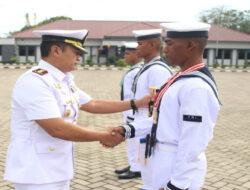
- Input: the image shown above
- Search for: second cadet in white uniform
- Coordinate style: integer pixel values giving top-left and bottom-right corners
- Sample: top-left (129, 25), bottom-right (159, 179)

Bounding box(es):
top-left (4, 30), bottom-right (150, 190)
top-left (118, 29), bottom-right (173, 188)
top-left (118, 22), bottom-right (221, 190)
top-left (115, 42), bottom-right (144, 178)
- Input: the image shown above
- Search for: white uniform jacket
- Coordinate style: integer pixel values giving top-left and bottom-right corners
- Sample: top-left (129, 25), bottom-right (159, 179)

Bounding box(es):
top-left (124, 76), bottom-right (220, 189)
top-left (4, 60), bottom-right (91, 184)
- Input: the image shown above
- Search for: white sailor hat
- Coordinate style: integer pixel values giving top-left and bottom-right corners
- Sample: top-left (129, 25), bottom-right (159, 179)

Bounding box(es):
top-left (160, 22), bottom-right (210, 38)
top-left (132, 29), bottom-right (162, 40)
top-left (123, 42), bottom-right (138, 50)
top-left (33, 29), bottom-right (88, 54)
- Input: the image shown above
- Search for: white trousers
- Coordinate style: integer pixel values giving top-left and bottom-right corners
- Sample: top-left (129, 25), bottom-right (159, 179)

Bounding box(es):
top-left (14, 180), bottom-right (70, 190)
top-left (151, 145), bottom-right (207, 190)
top-left (126, 137), bottom-right (141, 172)
top-left (139, 142), bottom-right (153, 190)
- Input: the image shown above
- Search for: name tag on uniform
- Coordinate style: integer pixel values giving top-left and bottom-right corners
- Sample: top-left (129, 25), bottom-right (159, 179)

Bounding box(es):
top-left (183, 115), bottom-right (202, 122)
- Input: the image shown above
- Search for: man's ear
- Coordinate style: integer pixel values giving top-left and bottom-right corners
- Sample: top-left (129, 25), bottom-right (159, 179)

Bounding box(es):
top-left (187, 40), bottom-right (195, 52)
top-left (149, 41), bottom-right (155, 49)
top-left (50, 45), bottom-right (62, 57)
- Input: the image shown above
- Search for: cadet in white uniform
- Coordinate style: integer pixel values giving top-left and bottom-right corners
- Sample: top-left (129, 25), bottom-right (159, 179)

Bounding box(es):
top-left (118, 29), bottom-right (172, 188)
top-left (115, 22), bottom-right (221, 190)
top-left (4, 30), bottom-right (151, 190)
top-left (115, 42), bottom-right (144, 179)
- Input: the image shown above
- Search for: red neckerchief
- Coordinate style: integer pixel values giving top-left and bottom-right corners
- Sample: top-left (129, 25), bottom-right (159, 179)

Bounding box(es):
top-left (154, 62), bottom-right (205, 108)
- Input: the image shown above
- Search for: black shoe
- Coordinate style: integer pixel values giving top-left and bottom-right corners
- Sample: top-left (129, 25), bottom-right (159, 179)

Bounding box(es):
top-left (114, 166), bottom-right (130, 174)
top-left (118, 170), bottom-right (141, 179)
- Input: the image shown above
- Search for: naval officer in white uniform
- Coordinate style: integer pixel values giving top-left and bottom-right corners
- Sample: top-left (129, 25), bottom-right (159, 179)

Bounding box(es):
top-left (110, 22), bottom-right (221, 190)
top-left (4, 29), bottom-right (151, 190)
top-left (115, 42), bottom-right (143, 179)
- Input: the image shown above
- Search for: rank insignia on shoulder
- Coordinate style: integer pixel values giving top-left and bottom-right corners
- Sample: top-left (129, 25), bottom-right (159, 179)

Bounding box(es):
top-left (32, 68), bottom-right (48, 75)
top-left (183, 115), bottom-right (202, 122)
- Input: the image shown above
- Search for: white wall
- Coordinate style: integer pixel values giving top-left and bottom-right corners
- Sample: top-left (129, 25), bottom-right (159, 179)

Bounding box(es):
top-left (0, 38), bottom-right (15, 45)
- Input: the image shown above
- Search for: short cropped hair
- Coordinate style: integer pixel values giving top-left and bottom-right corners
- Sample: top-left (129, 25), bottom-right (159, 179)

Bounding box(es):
top-left (148, 37), bottom-right (162, 51)
top-left (40, 41), bottom-right (67, 58)
top-left (192, 38), bottom-right (208, 52)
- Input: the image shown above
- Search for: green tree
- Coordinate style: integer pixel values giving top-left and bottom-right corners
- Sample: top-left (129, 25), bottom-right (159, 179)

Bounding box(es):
top-left (199, 7), bottom-right (250, 34)
top-left (9, 16), bottom-right (72, 35)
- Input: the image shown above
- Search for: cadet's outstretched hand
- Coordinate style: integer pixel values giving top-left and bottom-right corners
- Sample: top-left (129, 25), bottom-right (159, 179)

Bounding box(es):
top-left (106, 126), bottom-right (124, 136)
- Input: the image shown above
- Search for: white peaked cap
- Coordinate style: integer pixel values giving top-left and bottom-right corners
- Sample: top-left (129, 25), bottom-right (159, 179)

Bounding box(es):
top-left (33, 29), bottom-right (88, 40)
top-left (160, 22), bottom-right (211, 38)
top-left (123, 42), bottom-right (138, 50)
top-left (132, 29), bottom-right (162, 40)
top-left (33, 29), bottom-right (89, 53)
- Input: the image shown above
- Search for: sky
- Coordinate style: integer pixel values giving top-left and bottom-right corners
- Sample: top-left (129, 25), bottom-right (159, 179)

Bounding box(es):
top-left (0, 0), bottom-right (249, 37)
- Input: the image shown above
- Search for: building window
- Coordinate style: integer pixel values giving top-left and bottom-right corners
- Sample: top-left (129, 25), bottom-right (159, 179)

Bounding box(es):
top-left (203, 49), bottom-right (208, 59)
top-left (238, 50), bottom-right (245, 60)
top-left (0, 46), bottom-right (2, 56)
top-left (247, 50), bottom-right (250, 59)
top-left (19, 46), bottom-right (35, 56)
top-left (19, 46), bottom-right (26, 56)
top-left (216, 49), bottom-right (222, 59)
top-left (98, 46), bottom-right (108, 56)
top-left (116, 46), bottom-right (125, 58)
top-left (28, 46), bottom-right (35, 56)
top-left (224, 49), bottom-right (231, 59)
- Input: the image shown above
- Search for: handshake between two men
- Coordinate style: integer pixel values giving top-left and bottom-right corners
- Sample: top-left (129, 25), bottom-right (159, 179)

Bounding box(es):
top-left (100, 126), bottom-right (125, 148)
top-left (99, 87), bottom-right (156, 148)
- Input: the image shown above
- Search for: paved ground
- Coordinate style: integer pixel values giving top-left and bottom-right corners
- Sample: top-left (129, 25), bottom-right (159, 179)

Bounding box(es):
top-left (0, 69), bottom-right (249, 190)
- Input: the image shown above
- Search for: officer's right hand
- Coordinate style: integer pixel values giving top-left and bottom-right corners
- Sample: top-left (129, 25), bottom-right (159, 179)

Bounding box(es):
top-left (135, 94), bottom-right (153, 108)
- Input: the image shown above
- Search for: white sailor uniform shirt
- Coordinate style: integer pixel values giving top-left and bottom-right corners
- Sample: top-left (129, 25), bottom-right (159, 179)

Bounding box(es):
top-left (130, 56), bottom-right (172, 189)
top-left (4, 60), bottom-right (91, 184)
top-left (121, 62), bottom-right (143, 172)
top-left (133, 56), bottom-right (172, 121)
top-left (122, 62), bottom-right (143, 123)
top-left (125, 77), bottom-right (220, 189)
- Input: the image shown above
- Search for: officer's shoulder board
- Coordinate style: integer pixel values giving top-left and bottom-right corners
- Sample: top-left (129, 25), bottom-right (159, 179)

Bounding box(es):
top-left (32, 68), bottom-right (48, 76)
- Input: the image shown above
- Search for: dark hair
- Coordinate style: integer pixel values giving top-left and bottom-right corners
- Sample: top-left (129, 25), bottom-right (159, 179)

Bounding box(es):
top-left (192, 38), bottom-right (208, 52)
top-left (40, 41), bottom-right (67, 58)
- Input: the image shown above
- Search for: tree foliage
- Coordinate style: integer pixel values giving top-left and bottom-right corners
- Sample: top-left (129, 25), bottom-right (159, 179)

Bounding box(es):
top-left (10, 16), bottom-right (72, 35)
top-left (199, 7), bottom-right (250, 34)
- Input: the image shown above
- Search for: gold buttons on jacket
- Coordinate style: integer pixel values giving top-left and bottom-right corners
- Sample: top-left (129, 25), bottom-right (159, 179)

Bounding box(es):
top-left (66, 100), bottom-right (75, 105)
top-left (49, 147), bottom-right (55, 151)
top-left (64, 109), bottom-right (71, 117)
top-left (54, 83), bottom-right (62, 89)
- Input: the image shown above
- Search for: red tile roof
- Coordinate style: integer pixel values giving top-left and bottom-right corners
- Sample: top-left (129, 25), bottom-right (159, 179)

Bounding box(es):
top-left (11, 20), bottom-right (250, 42)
